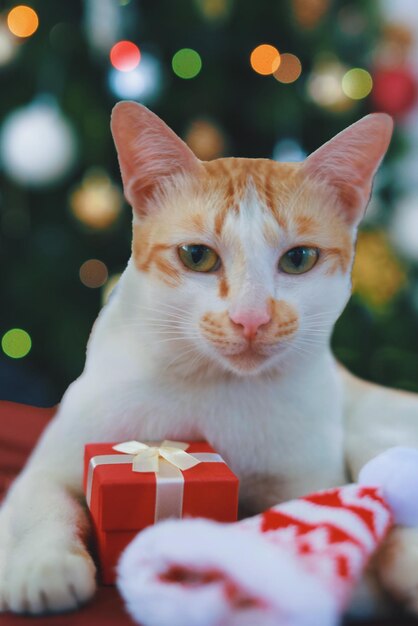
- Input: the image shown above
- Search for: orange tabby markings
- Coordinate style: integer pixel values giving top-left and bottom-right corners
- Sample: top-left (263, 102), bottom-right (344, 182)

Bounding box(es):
top-left (132, 155), bottom-right (357, 285)
top-left (218, 275), bottom-right (229, 299)
top-left (133, 225), bottom-right (181, 285)
top-left (200, 299), bottom-right (298, 349)
top-left (294, 215), bottom-right (319, 238)
top-left (154, 257), bottom-right (181, 285)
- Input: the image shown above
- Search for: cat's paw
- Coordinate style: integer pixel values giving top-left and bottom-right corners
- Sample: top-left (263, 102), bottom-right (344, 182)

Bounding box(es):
top-left (376, 526), bottom-right (418, 614)
top-left (0, 540), bottom-right (97, 614)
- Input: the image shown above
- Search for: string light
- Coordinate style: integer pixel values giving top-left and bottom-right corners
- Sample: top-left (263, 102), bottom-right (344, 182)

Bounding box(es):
top-left (273, 53), bottom-right (302, 83)
top-left (1, 328), bottom-right (32, 359)
top-left (172, 48), bottom-right (202, 79)
top-left (7, 5), bottom-right (38, 38)
top-left (110, 40), bottom-right (141, 72)
top-left (250, 44), bottom-right (280, 75)
top-left (342, 68), bottom-right (373, 100)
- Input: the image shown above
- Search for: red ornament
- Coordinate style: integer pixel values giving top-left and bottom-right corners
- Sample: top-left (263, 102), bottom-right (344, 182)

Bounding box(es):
top-left (372, 66), bottom-right (418, 118)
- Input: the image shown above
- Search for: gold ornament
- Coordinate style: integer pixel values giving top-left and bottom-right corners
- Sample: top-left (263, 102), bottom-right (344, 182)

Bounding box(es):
top-left (352, 231), bottom-right (406, 310)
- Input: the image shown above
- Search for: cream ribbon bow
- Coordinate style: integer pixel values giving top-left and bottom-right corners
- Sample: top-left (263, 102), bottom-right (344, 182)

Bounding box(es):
top-left (112, 440), bottom-right (201, 473)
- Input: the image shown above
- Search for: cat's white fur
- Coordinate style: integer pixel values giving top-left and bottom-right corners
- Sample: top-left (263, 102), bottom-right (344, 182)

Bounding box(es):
top-left (1, 106), bottom-right (418, 616)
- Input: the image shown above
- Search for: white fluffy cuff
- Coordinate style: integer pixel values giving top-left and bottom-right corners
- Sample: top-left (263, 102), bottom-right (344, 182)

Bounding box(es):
top-left (117, 518), bottom-right (339, 626)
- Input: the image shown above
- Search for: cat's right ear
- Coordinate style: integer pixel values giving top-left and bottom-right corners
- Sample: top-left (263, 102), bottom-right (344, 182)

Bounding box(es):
top-left (111, 101), bottom-right (202, 216)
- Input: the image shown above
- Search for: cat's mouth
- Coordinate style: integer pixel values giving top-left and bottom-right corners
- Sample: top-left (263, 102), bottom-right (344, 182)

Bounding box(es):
top-left (223, 344), bottom-right (268, 369)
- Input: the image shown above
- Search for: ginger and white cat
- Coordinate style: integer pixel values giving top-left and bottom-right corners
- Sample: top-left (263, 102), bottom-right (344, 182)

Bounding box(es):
top-left (1, 101), bottom-right (418, 616)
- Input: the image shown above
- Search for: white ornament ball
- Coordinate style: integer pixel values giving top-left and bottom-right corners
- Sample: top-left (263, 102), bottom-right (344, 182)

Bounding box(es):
top-left (0, 101), bottom-right (77, 186)
top-left (390, 195), bottom-right (418, 261)
top-left (359, 447), bottom-right (418, 526)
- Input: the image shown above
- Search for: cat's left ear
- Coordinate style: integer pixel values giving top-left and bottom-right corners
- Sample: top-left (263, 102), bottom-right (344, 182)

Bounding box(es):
top-left (303, 113), bottom-right (393, 225)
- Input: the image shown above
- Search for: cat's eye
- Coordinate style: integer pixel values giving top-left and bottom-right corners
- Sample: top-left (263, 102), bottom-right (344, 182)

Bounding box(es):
top-left (278, 246), bottom-right (319, 274)
top-left (178, 244), bottom-right (221, 272)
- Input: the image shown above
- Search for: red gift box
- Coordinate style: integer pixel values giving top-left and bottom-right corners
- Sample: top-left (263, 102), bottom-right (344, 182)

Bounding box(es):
top-left (84, 440), bottom-right (239, 584)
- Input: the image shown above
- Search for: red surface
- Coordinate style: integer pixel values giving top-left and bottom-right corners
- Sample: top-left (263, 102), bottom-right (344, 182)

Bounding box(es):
top-left (0, 401), bottom-right (415, 625)
top-left (0, 401), bottom-right (136, 625)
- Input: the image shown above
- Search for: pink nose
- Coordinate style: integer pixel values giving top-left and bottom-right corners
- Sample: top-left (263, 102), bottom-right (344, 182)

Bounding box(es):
top-left (229, 310), bottom-right (271, 341)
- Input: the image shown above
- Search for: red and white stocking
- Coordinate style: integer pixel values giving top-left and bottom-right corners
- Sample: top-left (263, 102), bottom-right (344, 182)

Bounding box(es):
top-left (117, 447), bottom-right (418, 626)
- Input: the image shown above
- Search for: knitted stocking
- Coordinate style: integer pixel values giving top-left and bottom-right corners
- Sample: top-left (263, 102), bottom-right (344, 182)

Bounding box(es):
top-left (117, 447), bottom-right (418, 626)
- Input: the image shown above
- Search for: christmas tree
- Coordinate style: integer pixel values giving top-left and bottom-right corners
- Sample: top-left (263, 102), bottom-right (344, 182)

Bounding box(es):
top-left (0, 0), bottom-right (417, 405)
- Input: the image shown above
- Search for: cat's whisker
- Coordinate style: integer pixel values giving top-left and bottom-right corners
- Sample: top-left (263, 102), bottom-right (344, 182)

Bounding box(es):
top-left (126, 306), bottom-right (191, 322)
top-left (291, 345), bottom-right (318, 359)
top-left (110, 319), bottom-right (195, 331)
top-left (142, 336), bottom-right (198, 347)
top-left (162, 345), bottom-right (201, 373)
top-left (134, 301), bottom-right (192, 318)
top-left (126, 321), bottom-right (195, 330)
top-left (126, 300), bottom-right (191, 314)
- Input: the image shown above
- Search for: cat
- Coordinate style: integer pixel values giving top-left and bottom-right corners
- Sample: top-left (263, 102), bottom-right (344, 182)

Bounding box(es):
top-left (1, 101), bottom-right (418, 616)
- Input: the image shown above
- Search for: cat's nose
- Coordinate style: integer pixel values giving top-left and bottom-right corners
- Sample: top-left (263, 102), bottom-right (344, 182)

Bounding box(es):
top-left (229, 310), bottom-right (271, 341)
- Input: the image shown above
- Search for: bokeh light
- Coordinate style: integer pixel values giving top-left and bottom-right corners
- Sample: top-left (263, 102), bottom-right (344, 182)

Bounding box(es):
top-left (0, 19), bottom-right (18, 65)
top-left (102, 273), bottom-right (122, 305)
top-left (172, 48), bottom-right (202, 79)
top-left (70, 169), bottom-right (123, 230)
top-left (391, 194), bottom-right (418, 261)
top-left (7, 5), bottom-right (38, 38)
top-left (79, 259), bottom-right (109, 288)
top-left (1, 328), bottom-right (32, 359)
top-left (292, 0), bottom-right (330, 29)
top-left (184, 119), bottom-right (226, 159)
top-left (250, 44), bottom-right (281, 75)
top-left (307, 59), bottom-right (352, 111)
top-left (0, 101), bottom-right (77, 186)
top-left (108, 52), bottom-right (162, 102)
top-left (342, 68), bottom-right (373, 100)
top-left (273, 53), bottom-right (302, 83)
top-left (273, 138), bottom-right (306, 162)
top-left (110, 40), bottom-right (141, 72)
top-left (352, 231), bottom-right (406, 310)
top-left (195, 0), bottom-right (232, 21)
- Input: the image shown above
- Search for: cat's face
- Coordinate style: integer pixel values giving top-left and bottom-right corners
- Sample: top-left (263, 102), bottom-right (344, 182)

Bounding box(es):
top-left (111, 103), bottom-right (393, 378)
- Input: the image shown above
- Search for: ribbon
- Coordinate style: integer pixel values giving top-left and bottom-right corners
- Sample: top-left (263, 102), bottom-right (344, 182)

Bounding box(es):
top-left (85, 446), bottom-right (225, 522)
top-left (112, 439), bottom-right (201, 473)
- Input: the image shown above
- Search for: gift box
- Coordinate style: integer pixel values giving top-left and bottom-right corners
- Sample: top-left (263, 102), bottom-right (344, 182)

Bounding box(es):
top-left (83, 440), bottom-right (239, 584)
